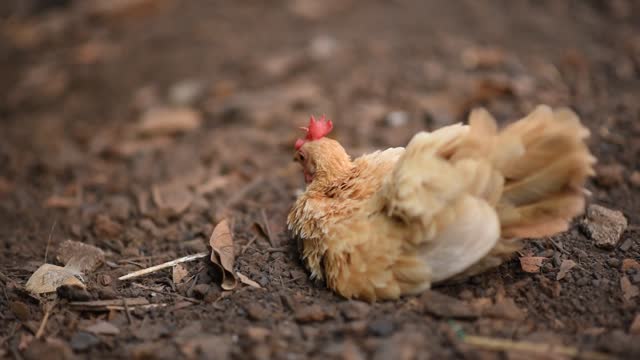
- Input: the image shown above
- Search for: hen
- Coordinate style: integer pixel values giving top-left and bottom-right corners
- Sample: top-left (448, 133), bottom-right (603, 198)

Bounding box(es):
top-left (287, 106), bottom-right (595, 301)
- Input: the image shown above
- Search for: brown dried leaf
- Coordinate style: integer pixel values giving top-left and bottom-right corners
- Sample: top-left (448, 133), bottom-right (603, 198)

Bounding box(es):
top-left (519, 256), bottom-right (546, 273)
top-left (152, 182), bottom-right (194, 214)
top-left (237, 272), bottom-right (262, 289)
top-left (556, 259), bottom-right (577, 280)
top-left (57, 240), bottom-right (105, 273)
top-left (172, 264), bottom-right (189, 284)
top-left (25, 264), bottom-right (85, 294)
top-left (209, 219), bottom-right (237, 290)
top-left (622, 259), bottom-right (640, 272)
top-left (621, 276), bottom-right (639, 301)
top-left (137, 107), bottom-right (202, 136)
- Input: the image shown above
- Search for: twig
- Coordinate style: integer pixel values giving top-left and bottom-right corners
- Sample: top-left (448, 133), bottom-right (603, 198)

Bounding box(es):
top-left (132, 283), bottom-right (200, 304)
top-left (122, 299), bottom-right (132, 324)
top-left (0, 271), bottom-right (13, 285)
top-left (241, 235), bottom-right (258, 255)
top-left (119, 260), bottom-right (146, 269)
top-left (223, 175), bottom-right (265, 210)
top-left (44, 219), bottom-right (57, 263)
top-left (35, 300), bottom-right (56, 339)
top-left (260, 209), bottom-right (274, 246)
top-left (118, 252), bottom-right (209, 281)
top-left (463, 335), bottom-right (614, 360)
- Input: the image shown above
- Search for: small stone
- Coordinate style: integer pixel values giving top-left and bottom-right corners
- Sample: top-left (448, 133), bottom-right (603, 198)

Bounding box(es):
top-left (340, 301), bottom-right (371, 320)
top-left (245, 326), bottom-right (270, 342)
top-left (420, 291), bottom-right (478, 319)
top-left (619, 238), bottom-right (633, 252)
top-left (384, 111), bottom-right (409, 128)
top-left (595, 164), bottom-right (625, 187)
top-left (294, 305), bottom-right (334, 323)
top-left (367, 319), bottom-right (395, 337)
top-left (169, 80), bottom-right (204, 106)
top-left (580, 205), bottom-right (628, 249)
top-left (191, 284), bottom-right (211, 299)
top-left (538, 249), bottom-right (554, 258)
top-left (606, 258), bottom-right (622, 268)
top-left (70, 332), bottom-right (100, 351)
top-left (246, 304), bottom-right (268, 321)
top-left (622, 259), bottom-right (640, 272)
top-left (85, 321), bottom-right (120, 335)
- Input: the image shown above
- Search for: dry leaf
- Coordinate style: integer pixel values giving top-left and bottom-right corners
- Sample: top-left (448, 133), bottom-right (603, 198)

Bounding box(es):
top-left (25, 264), bottom-right (85, 294)
top-left (630, 314), bottom-right (640, 335)
top-left (621, 276), bottom-right (639, 301)
top-left (172, 264), bottom-right (189, 284)
top-left (137, 107), bottom-right (202, 136)
top-left (152, 182), bottom-right (194, 214)
top-left (209, 219), bottom-right (237, 290)
top-left (57, 240), bottom-right (105, 273)
top-left (556, 259), bottom-right (576, 280)
top-left (622, 259), bottom-right (640, 272)
top-left (237, 272), bottom-right (262, 289)
top-left (519, 257), bottom-right (546, 273)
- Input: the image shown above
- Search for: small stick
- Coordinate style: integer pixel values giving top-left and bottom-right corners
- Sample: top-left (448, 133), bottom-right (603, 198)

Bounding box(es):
top-left (118, 252), bottom-right (209, 281)
top-left (35, 301), bottom-right (56, 339)
top-left (241, 235), bottom-right (258, 255)
top-left (463, 335), bottom-right (613, 360)
top-left (122, 298), bottom-right (132, 324)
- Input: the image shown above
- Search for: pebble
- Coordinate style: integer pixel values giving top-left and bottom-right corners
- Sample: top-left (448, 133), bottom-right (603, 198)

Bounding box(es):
top-left (294, 305), bottom-right (334, 323)
top-left (367, 319), bottom-right (395, 337)
top-left (580, 205), bottom-right (628, 249)
top-left (245, 326), bottom-right (270, 342)
top-left (340, 301), bottom-right (371, 320)
top-left (70, 332), bottom-right (100, 351)
top-left (420, 291), bottom-right (478, 319)
top-left (606, 257), bottom-right (621, 268)
top-left (384, 111), bottom-right (409, 128)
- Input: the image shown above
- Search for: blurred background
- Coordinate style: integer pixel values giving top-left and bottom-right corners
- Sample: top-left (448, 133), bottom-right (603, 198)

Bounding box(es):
top-left (1, 0), bottom-right (639, 358)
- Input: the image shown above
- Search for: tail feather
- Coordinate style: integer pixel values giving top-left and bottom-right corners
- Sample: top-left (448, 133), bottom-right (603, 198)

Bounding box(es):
top-left (447, 105), bottom-right (594, 279)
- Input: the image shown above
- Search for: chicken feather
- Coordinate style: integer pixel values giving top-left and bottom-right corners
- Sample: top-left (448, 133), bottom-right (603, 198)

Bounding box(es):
top-left (287, 105), bottom-right (595, 301)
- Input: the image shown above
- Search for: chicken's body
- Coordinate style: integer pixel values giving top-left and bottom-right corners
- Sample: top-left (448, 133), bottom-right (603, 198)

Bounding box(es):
top-left (287, 106), bottom-right (595, 301)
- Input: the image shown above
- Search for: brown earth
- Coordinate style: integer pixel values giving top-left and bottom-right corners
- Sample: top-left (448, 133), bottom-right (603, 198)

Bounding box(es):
top-left (1, 0), bottom-right (639, 359)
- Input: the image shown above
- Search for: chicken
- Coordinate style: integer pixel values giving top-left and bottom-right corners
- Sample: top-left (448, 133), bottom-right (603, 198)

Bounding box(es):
top-left (287, 106), bottom-right (595, 301)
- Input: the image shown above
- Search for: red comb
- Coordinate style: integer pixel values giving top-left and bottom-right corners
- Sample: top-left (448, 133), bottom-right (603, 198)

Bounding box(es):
top-left (295, 115), bottom-right (333, 150)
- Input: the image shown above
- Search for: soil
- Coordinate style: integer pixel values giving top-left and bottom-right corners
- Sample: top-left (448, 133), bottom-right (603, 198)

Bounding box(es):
top-left (1, 0), bottom-right (639, 359)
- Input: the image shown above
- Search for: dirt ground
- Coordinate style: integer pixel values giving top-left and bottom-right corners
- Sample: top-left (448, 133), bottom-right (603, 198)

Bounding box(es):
top-left (1, 0), bottom-right (639, 359)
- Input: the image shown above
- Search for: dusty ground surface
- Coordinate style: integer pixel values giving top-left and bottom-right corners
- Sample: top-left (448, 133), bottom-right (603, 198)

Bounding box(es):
top-left (1, 0), bottom-right (639, 359)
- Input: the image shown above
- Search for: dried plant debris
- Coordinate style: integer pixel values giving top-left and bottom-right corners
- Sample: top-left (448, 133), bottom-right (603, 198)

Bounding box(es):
top-left (152, 182), bottom-right (194, 214)
top-left (556, 260), bottom-right (577, 281)
top-left (137, 106), bottom-right (202, 136)
top-left (209, 219), bottom-right (237, 290)
top-left (26, 240), bottom-right (105, 294)
top-left (172, 264), bottom-right (189, 285)
top-left (519, 256), bottom-right (546, 273)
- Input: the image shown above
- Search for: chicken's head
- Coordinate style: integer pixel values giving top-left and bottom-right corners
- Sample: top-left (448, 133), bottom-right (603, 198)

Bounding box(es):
top-left (294, 115), bottom-right (351, 185)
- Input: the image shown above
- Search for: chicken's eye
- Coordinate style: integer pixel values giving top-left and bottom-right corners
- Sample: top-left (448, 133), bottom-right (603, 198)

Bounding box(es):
top-left (297, 152), bottom-right (305, 162)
